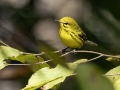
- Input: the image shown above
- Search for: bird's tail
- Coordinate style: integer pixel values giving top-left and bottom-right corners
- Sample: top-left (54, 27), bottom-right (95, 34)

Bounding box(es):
top-left (85, 40), bottom-right (98, 46)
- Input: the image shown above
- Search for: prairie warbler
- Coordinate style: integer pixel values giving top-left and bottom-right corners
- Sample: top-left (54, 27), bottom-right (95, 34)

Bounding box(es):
top-left (56, 16), bottom-right (97, 53)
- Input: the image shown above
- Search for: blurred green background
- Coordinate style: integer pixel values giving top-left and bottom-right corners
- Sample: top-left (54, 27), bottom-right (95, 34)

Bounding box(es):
top-left (0, 0), bottom-right (120, 90)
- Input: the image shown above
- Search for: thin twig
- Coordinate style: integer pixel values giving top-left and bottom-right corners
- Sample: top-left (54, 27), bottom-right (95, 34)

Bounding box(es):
top-left (0, 40), bottom-right (9, 46)
top-left (21, 50), bottom-right (62, 56)
top-left (60, 50), bottom-right (74, 57)
top-left (73, 50), bottom-right (120, 58)
top-left (7, 59), bottom-right (52, 66)
top-left (22, 52), bottom-right (45, 56)
top-left (52, 49), bottom-right (62, 53)
top-left (87, 54), bottom-right (104, 62)
top-left (7, 49), bottom-right (120, 66)
top-left (75, 50), bottom-right (103, 55)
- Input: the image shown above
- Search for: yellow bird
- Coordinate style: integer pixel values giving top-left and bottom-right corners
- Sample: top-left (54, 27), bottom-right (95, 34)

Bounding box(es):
top-left (56, 16), bottom-right (97, 53)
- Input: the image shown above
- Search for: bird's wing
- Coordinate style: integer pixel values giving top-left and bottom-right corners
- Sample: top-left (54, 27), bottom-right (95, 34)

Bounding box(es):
top-left (78, 32), bottom-right (87, 41)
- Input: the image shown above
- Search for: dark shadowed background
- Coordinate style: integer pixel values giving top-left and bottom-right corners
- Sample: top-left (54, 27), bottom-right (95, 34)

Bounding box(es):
top-left (0, 0), bottom-right (120, 90)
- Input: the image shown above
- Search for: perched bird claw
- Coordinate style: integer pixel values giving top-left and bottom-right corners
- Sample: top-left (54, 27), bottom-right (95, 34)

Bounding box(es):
top-left (62, 49), bottom-right (66, 54)
top-left (62, 47), bottom-right (69, 54)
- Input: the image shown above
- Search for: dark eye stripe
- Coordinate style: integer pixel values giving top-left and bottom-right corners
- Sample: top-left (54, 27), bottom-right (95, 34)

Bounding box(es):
top-left (64, 22), bottom-right (68, 25)
top-left (63, 22), bottom-right (68, 27)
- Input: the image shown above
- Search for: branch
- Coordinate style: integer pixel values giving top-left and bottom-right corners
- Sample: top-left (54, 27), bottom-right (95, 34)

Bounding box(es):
top-left (73, 50), bottom-right (120, 58)
top-left (7, 59), bottom-right (52, 66)
top-left (72, 50), bottom-right (120, 58)
top-left (86, 54), bottom-right (104, 62)
top-left (7, 49), bottom-right (120, 66)
top-left (3, 40), bottom-right (119, 66)
top-left (0, 40), bottom-right (9, 46)
top-left (1, 40), bottom-right (119, 59)
top-left (22, 52), bottom-right (45, 56)
top-left (59, 50), bottom-right (120, 62)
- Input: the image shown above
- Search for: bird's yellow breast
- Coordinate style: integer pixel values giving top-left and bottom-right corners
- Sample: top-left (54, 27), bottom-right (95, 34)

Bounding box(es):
top-left (59, 29), bottom-right (83, 48)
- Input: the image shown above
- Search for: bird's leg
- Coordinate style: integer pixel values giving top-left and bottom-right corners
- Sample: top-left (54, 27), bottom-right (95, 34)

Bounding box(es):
top-left (62, 47), bottom-right (69, 54)
top-left (75, 48), bottom-right (79, 50)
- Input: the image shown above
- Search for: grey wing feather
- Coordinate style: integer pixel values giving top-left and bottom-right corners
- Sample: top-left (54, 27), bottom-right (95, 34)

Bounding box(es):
top-left (85, 40), bottom-right (98, 46)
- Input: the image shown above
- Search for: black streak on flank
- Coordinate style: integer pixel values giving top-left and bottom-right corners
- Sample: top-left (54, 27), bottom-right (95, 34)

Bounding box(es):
top-left (78, 33), bottom-right (87, 41)
top-left (71, 32), bottom-right (84, 42)
top-left (70, 34), bottom-right (82, 46)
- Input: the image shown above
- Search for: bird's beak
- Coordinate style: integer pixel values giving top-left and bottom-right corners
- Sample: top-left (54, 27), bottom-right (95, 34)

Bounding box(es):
top-left (55, 20), bottom-right (60, 22)
top-left (55, 20), bottom-right (63, 23)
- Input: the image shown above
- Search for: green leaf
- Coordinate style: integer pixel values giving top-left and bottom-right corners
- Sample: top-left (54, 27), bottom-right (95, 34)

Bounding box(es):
top-left (76, 63), bottom-right (114, 90)
top-left (22, 63), bottom-right (77, 90)
top-left (0, 60), bottom-right (7, 70)
top-left (11, 54), bottom-right (50, 72)
top-left (106, 57), bottom-right (119, 61)
top-left (105, 66), bottom-right (120, 90)
top-left (0, 46), bottom-right (21, 61)
top-left (0, 45), bottom-right (50, 72)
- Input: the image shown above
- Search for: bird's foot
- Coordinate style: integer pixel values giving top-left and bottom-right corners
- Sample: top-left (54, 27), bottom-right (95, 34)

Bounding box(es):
top-left (62, 47), bottom-right (69, 54)
top-left (62, 48), bottom-right (78, 54)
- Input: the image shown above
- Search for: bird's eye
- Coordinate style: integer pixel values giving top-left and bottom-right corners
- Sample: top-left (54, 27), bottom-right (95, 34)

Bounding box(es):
top-left (64, 22), bottom-right (68, 25)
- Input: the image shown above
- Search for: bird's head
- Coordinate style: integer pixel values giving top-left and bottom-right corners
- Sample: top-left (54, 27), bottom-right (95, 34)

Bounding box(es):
top-left (55, 16), bottom-right (80, 30)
